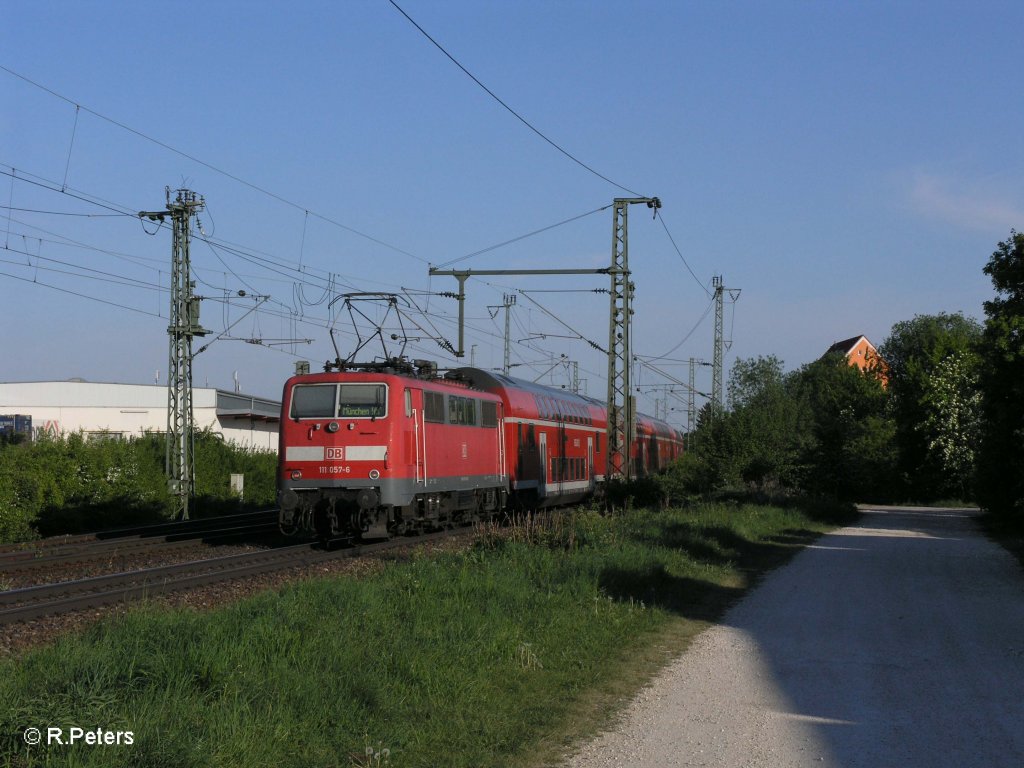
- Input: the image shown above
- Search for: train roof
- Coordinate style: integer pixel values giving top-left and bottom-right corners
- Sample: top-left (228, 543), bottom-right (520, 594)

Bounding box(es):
top-left (451, 368), bottom-right (605, 409)
top-left (454, 367), bottom-right (683, 435)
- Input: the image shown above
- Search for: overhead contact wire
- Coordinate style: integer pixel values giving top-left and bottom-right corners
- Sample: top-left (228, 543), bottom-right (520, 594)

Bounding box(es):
top-left (387, 1), bottom-right (644, 198)
top-left (435, 204), bottom-right (613, 269)
top-left (0, 65), bottom-right (423, 263)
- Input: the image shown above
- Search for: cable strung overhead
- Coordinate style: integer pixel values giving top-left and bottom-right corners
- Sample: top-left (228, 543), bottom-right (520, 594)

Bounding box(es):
top-left (0, 64), bottom-right (423, 263)
top-left (388, 1), bottom-right (645, 198)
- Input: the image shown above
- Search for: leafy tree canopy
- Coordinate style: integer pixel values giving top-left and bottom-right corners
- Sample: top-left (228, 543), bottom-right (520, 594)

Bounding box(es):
top-left (879, 312), bottom-right (982, 500)
top-left (880, 312), bottom-right (982, 399)
top-left (977, 230), bottom-right (1024, 518)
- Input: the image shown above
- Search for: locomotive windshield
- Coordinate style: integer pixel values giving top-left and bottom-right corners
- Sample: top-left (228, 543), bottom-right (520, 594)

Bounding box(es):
top-left (290, 383), bottom-right (387, 419)
top-left (338, 384), bottom-right (387, 418)
top-left (290, 384), bottom-right (336, 418)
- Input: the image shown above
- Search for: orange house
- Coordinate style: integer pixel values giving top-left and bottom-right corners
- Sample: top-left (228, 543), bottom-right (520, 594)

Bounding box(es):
top-left (825, 335), bottom-right (888, 386)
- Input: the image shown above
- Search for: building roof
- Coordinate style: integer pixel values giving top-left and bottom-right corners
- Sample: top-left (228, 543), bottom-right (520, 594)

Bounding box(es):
top-left (215, 391), bottom-right (281, 422)
top-left (0, 380), bottom-right (280, 421)
top-left (825, 335), bottom-right (873, 357)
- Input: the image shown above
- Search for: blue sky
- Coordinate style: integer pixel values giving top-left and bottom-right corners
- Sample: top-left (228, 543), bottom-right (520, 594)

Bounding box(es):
top-left (2, 1), bottom-right (1021, 423)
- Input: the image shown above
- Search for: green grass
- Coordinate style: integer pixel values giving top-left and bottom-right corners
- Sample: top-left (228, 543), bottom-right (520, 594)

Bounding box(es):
top-left (0, 498), bottom-right (855, 768)
top-left (978, 509), bottom-right (1024, 573)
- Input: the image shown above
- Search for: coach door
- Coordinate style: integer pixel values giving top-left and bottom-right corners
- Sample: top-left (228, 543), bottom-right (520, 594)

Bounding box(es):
top-left (538, 431), bottom-right (548, 500)
top-left (587, 437), bottom-right (594, 492)
top-left (558, 421), bottom-right (567, 497)
top-left (406, 388), bottom-right (426, 485)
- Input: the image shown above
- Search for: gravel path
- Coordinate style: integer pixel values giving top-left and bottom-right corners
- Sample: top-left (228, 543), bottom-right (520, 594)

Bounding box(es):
top-left (565, 506), bottom-right (1024, 768)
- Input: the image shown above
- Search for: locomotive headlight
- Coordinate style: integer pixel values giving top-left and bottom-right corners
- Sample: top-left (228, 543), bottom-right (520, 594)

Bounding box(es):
top-left (326, 421), bottom-right (339, 433)
top-left (290, 470), bottom-right (302, 480)
top-left (369, 469), bottom-right (380, 480)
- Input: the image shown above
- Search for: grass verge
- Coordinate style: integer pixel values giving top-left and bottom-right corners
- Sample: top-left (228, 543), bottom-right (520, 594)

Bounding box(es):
top-left (0, 498), bottom-right (855, 768)
top-left (978, 510), bottom-right (1024, 572)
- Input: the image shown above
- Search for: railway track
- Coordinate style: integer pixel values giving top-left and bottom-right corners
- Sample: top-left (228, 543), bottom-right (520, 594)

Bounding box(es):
top-left (0, 516), bottom-right (282, 575)
top-left (0, 529), bottom-right (461, 626)
top-left (0, 509), bottom-right (278, 562)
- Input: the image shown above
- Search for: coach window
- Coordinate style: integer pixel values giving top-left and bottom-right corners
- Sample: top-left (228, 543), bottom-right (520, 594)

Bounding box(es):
top-left (482, 401), bottom-right (498, 428)
top-left (527, 424), bottom-right (535, 448)
top-left (424, 392), bottom-right (445, 423)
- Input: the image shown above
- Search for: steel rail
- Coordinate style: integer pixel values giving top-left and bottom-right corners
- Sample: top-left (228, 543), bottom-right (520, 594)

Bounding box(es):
top-left (0, 510), bottom-right (278, 564)
top-left (0, 521), bottom-right (283, 574)
top-left (0, 514), bottom-right (278, 557)
top-left (0, 529), bottom-right (461, 626)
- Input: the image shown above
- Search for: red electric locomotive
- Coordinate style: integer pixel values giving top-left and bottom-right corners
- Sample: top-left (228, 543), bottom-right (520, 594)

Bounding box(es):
top-left (277, 361), bottom-right (507, 540)
top-left (277, 360), bottom-right (685, 540)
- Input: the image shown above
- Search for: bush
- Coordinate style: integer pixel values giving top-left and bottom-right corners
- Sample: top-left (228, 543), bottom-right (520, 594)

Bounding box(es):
top-left (655, 452), bottom-right (721, 504)
top-left (0, 432), bottom-right (277, 543)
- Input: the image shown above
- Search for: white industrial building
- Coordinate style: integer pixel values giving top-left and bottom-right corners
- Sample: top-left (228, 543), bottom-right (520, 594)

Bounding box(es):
top-left (0, 380), bottom-right (280, 452)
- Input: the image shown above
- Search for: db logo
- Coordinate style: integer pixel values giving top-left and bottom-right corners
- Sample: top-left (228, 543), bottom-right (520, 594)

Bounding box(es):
top-left (326, 447), bottom-right (344, 460)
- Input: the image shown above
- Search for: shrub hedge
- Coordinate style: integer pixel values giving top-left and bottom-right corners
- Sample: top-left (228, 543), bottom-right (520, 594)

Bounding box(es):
top-left (0, 432), bottom-right (277, 543)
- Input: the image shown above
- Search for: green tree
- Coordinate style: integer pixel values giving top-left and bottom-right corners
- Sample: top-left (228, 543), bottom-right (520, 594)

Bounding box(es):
top-left (725, 355), bottom-right (808, 490)
top-left (672, 356), bottom-right (811, 498)
top-left (791, 353), bottom-right (897, 501)
top-left (976, 230), bottom-right (1024, 518)
top-left (919, 350), bottom-right (981, 500)
top-left (879, 312), bottom-right (982, 500)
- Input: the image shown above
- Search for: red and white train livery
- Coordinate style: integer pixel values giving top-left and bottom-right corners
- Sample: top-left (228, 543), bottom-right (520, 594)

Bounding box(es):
top-left (277, 363), bottom-right (684, 539)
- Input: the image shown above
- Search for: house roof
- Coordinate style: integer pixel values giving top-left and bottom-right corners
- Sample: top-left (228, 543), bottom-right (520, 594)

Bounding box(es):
top-left (825, 335), bottom-right (872, 357)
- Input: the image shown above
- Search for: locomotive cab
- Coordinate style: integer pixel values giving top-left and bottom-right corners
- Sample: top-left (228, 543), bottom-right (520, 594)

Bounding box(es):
top-left (278, 368), bottom-right (508, 541)
top-left (278, 374), bottom-right (398, 539)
